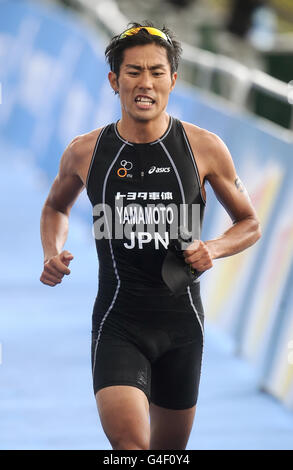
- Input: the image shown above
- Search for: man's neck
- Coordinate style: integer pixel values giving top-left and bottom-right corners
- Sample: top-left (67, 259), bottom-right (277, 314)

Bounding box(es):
top-left (117, 114), bottom-right (170, 143)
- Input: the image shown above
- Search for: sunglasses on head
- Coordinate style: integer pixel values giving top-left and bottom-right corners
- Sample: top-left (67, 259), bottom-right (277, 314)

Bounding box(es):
top-left (119, 26), bottom-right (172, 45)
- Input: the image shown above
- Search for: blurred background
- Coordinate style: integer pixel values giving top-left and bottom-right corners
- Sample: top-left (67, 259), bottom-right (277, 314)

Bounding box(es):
top-left (1, 0), bottom-right (293, 450)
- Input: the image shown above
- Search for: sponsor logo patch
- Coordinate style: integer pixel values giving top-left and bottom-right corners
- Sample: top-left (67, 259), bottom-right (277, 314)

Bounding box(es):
top-left (148, 166), bottom-right (170, 174)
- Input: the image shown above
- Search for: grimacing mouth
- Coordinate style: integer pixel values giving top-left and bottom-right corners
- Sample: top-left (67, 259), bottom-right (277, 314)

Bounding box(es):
top-left (135, 95), bottom-right (156, 104)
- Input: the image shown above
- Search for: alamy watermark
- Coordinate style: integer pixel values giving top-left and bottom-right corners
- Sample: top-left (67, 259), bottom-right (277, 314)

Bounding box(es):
top-left (92, 197), bottom-right (201, 250)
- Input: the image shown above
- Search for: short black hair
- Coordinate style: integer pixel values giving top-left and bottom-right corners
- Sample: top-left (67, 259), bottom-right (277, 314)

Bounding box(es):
top-left (105, 21), bottom-right (182, 78)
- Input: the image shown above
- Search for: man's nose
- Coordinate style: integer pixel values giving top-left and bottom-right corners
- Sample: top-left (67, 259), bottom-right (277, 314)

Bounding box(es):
top-left (138, 71), bottom-right (153, 89)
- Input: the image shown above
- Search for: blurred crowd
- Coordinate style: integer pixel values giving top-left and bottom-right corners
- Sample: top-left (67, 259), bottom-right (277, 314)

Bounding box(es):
top-left (115, 0), bottom-right (293, 71)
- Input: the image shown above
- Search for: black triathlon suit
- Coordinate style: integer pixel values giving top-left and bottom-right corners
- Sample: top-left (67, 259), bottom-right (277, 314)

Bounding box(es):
top-left (86, 116), bottom-right (206, 409)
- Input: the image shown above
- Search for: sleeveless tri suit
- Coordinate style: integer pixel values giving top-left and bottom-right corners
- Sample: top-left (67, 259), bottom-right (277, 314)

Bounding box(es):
top-left (86, 116), bottom-right (206, 409)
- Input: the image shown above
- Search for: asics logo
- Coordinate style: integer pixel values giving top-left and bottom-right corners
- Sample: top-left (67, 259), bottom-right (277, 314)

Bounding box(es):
top-left (148, 166), bottom-right (170, 174)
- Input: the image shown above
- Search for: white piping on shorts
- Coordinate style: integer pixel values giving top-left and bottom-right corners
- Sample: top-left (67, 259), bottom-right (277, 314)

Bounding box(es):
top-left (187, 286), bottom-right (204, 340)
top-left (92, 143), bottom-right (126, 377)
top-left (187, 285), bottom-right (205, 387)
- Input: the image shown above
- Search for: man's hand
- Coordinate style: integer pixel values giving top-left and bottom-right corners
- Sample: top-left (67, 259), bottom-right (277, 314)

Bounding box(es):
top-left (183, 240), bottom-right (213, 273)
top-left (40, 250), bottom-right (74, 287)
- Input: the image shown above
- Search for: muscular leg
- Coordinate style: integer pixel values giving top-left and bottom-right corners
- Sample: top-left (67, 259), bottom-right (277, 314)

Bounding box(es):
top-left (149, 306), bottom-right (203, 450)
top-left (149, 402), bottom-right (196, 450)
top-left (96, 385), bottom-right (150, 450)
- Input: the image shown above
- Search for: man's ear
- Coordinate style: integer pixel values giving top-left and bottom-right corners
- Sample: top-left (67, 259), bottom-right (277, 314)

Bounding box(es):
top-left (170, 72), bottom-right (177, 91)
top-left (108, 71), bottom-right (119, 94)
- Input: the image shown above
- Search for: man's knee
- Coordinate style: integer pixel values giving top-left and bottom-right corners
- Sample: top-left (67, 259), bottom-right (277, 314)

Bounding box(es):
top-left (104, 412), bottom-right (150, 450)
top-left (110, 431), bottom-right (149, 450)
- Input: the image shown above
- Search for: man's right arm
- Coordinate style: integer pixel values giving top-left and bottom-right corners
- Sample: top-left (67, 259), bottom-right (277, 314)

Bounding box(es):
top-left (40, 138), bottom-right (84, 286)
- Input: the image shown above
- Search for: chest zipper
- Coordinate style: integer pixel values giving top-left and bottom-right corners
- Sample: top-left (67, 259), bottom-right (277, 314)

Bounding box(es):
top-left (140, 170), bottom-right (144, 181)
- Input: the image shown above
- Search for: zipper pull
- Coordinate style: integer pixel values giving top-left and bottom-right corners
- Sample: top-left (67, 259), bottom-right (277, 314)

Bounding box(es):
top-left (141, 170), bottom-right (144, 181)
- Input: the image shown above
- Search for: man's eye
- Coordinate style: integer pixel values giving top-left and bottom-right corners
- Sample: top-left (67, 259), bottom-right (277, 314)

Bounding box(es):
top-left (153, 72), bottom-right (164, 77)
top-left (128, 71), bottom-right (139, 76)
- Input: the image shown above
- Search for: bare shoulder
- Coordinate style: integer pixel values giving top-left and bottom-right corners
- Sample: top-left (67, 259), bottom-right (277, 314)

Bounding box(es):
top-left (65, 127), bottom-right (103, 167)
top-left (60, 127), bottom-right (103, 184)
top-left (181, 120), bottom-right (234, 178)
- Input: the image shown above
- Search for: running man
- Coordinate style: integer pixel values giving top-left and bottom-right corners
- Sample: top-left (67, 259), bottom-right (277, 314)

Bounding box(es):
top-left (40, 23), bottom-right (261, 450)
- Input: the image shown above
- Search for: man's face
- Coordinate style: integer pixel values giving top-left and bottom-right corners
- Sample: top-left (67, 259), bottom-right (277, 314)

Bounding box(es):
top-left (108, 43), bottom-right (177, 123)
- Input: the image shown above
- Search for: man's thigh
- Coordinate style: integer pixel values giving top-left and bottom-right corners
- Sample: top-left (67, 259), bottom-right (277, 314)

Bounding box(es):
top-left (149, 402), bottom-right (196, 450)
top-left (96, 385), bottom-right (150, 450)
top-left (148, 339), bottom-right (202, 449)
top-left (150, 338), bottom-right (203, 410)
top-left (92, 332), bottom-right (151, 400)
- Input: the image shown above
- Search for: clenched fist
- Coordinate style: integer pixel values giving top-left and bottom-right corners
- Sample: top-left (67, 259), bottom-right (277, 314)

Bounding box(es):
top-left (183, 240), bottom-right (213, 273)
top-left (40, 250), bottom-right (74, 287)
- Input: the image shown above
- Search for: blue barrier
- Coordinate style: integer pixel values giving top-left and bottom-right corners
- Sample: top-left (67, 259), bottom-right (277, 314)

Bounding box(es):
top-left (0, 0), bottom-right (120, 180)
top-left (1, 0), bottom-right (293, 408)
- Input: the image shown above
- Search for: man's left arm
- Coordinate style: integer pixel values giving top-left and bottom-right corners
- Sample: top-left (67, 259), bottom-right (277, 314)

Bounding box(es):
top-left (184, 132), bottom-right (261, 271)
